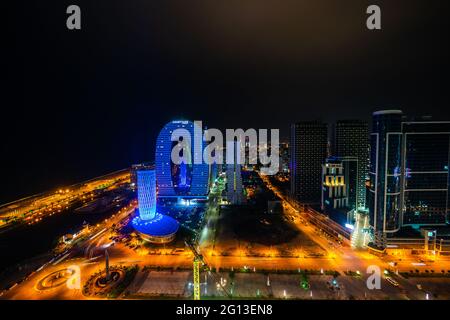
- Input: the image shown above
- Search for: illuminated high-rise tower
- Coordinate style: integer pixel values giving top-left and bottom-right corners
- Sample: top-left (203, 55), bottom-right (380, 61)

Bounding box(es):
top-left (226, 141), bottom-right (244, 204)
top-left (368, 110), bottom-right (403, 247)
top-left (290, 121), bottom-right (328, 205)
top-left (369, 110), bottom-right (450, 248)
top-left (132, 167), bottom-right (179, 243)
top-left (136, 170), bottom-right (157, 220)
top-left (334, 120), bottom-right (369, 210)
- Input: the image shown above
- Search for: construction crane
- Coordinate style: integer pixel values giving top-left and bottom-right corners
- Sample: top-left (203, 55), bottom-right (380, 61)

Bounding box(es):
top-left (185, 240), bottom-right (203, 300)
top-left (185, 239), bottom-right (232, 300)
top-left (193, 259), bottom-right (201, 300)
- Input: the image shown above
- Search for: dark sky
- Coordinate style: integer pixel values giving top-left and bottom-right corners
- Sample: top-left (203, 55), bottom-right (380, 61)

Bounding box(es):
top-left (3, 0), bottom-right (450, 203)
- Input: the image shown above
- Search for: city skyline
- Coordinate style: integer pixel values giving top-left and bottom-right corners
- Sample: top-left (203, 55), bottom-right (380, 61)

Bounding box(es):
top-left (2, 109), bottom-right (450, 302)
top-left (2, 110), bottom-right (449, 203)
top-left (3, 0), bottom-right (450, 305)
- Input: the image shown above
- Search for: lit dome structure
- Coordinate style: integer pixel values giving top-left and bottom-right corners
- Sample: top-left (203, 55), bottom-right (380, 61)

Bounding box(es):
top-left (133, 168), bottom-right (178, 243)
top-left (132, 213), bottom-right (178, 243)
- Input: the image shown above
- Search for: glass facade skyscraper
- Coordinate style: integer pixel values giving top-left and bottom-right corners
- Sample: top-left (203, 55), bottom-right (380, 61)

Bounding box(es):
top-left (401, 121), bottom-right (450, 226)
top-left (369, 110), bottom-right (450, 247)
top-left (369, 110), bottom-right (403, 246)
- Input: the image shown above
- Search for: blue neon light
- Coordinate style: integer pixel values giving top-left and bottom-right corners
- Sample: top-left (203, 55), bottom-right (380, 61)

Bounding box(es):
top-left (132, 213), bottom-right (179, 237)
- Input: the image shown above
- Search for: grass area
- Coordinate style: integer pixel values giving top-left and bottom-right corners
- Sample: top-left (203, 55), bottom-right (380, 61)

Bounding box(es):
top-left (233, 207), bottom-right (298, 245)
top-left (82, 265), bottom-right (139, 299)
top-left (142, 265), bottom-right (191, 272)
top-left (215, 173), bottom-right (323, 251)
top-left (209, 267), bottom-right (339, 276)
top-left (108, 265), bottom-right (139, 298)
top-left (344, 270), bottom-right (363, 278)
top-left (400, 269), bottom-right (450, 279)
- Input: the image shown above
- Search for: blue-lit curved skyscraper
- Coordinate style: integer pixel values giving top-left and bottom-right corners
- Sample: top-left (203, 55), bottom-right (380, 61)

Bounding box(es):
top-left (132, 168), bottom-right (179, 243)
top-left (155, 120), bottom-right (209, 198)
top-left (136, 170), bottom-right (157, 220)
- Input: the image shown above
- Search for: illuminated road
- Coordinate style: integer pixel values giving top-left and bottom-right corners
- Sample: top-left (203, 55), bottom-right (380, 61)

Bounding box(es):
top-left (0, 170), bottom-right (130, 229)
top-left (260, 175), bottom-right (450, 273)
top-left (199, 174), bottom-right (225, 251)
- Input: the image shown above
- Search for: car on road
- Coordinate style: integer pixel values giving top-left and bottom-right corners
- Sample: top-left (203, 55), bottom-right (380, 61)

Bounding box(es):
top-left (385, 277), bottom-right (399, 287)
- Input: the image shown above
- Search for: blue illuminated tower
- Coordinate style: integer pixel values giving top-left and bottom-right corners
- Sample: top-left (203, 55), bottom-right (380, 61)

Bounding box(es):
top-left (132, 167), bottom-right (179, 243)
top-left (137, 170), bottom-right (157, 220)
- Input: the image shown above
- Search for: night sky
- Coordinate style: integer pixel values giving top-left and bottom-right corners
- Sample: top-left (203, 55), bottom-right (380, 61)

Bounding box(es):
top-left (3, 0), bottom-right (450, 203)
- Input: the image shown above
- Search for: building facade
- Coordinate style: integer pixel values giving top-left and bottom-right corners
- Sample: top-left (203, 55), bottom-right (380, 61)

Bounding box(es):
top-left (401, 121), bottom-right (450, 226)
top-left (368, 110), bottom-right (450, 247)
top-left (321, 157), bottom-right (349, 211)
top-left (334, 120), bottom-right (369, 210)
top-left (279, 142), bottom-right (289, 174)
top-left (290, 121), bottom-right (328, 205)
top-left (368, 110), bottom-right (403, 246)
top-left (130, 162), bottom-right (153, 190)
top-left (226, 141), bottom-right (244, 204)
